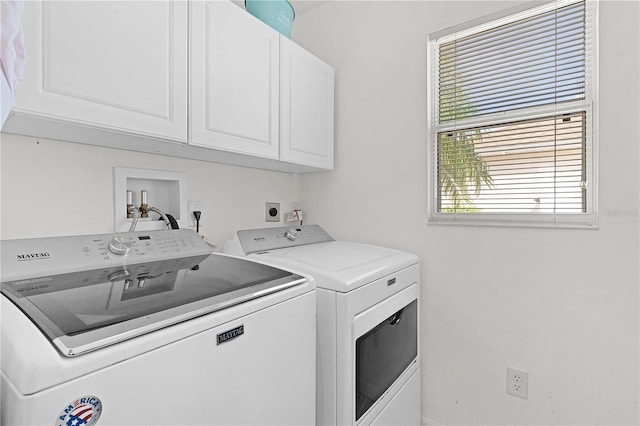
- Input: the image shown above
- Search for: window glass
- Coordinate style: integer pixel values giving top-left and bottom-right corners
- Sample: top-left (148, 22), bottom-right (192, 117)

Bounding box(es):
top-left (429, 0), bottom-right (596, 227)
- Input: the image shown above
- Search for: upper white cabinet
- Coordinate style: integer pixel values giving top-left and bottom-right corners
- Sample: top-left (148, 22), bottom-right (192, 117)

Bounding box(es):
top-left (2, 1), bottom-right (333, 172)
top-left (280, 37), bottom-right (334, 169)
top-left (191, 1), bottom-right (334, 169)
top-left (190, 1), bottom-right (280, 159)
top-left (9, 1), bottom-right (188, 141)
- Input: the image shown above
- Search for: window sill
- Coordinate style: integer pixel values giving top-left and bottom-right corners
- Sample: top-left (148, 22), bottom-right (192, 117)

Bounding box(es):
top-left (427, 213), bottom-right (599, 230)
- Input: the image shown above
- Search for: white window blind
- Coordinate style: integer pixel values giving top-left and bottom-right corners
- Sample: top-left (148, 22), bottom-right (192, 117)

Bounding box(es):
top-left (429, 0), bottom-right (597, 227)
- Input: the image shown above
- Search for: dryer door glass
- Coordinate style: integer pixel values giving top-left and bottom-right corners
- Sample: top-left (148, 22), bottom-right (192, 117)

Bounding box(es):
top-left (355, 299), bottom-right (417, 420)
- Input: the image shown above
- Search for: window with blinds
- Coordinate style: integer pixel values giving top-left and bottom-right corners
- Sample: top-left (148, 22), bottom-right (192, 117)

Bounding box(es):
top-left (429, 0), bottom-right (597, 227)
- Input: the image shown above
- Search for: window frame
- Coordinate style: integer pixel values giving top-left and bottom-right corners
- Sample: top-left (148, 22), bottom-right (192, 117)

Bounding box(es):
top-left (427, 0), bottom-right (599, 228)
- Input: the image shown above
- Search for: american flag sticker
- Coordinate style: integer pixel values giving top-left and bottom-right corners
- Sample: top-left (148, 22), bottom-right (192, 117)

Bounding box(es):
top-left (56, 395), bottom-right (102, 426)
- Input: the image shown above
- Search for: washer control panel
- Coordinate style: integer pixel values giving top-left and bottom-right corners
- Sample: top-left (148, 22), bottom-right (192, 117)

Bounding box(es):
top-left (1, 229), bottom-right (213, 281)
top-left (237, 225), bottom-right (334, 254)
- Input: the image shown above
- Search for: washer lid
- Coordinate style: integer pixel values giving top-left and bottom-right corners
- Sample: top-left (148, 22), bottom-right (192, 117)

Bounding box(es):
top-left (253, 241), bottom-right (419, 292)
top-left (1, 254), bottom-right (306, 357)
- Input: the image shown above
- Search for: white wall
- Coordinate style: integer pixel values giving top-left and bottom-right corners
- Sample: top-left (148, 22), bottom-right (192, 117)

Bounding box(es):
top-left (1, 2), bottom-right (637, 425)
top-left (0, 133), bottom-right (301, 245)
top-left (294, 1), bottom-right (639, 425)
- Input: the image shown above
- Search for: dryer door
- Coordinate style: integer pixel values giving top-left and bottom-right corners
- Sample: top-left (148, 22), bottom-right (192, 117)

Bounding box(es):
top-left (352, 284), bottom-right (419, 421)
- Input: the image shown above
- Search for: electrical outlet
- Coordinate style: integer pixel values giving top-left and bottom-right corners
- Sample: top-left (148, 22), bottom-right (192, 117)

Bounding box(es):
top-left (265, 202), bottom-right (280, 222)
top-left (188, 201), bottom-right (204, 229)
top-left (507, 367), bottom-right (529, 399)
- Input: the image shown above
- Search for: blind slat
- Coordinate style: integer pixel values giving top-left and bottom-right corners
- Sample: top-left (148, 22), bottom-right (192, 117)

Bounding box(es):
top-left (436, 109), bottom-right (587, 213)
top-left (439, 3), bottom-right (585, 58)
top-left (439, 25), bottom-right (585, 70)
top-left (437, 0), bottom-right (587, 123)
top-left (441, 2), bottom-right (585, 47)
top-left (439, 48), bottom-right (586, 90)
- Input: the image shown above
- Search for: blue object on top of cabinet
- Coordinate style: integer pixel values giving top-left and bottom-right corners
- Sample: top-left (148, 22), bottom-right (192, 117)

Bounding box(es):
top-left (245, 0), bottom-right (295, 38)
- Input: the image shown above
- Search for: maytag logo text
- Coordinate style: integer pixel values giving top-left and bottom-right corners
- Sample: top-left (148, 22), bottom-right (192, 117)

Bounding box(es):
top-left (17, 252), bottom-right (51, 261)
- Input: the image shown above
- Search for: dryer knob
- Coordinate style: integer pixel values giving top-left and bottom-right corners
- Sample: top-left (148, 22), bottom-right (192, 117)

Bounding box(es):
top-left (285, 229), bottom-right (298, 241)
top-left (109, 236), bottom-right (133, 256)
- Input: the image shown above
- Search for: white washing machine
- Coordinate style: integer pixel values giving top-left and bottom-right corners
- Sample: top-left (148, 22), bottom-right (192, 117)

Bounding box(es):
top-left (1, 228), bottom-right (316, 426)
top-left (225, 225), bottom-right (421, 426)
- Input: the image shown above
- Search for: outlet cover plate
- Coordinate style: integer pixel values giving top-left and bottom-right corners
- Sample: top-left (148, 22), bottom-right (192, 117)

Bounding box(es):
top-left (188, 201), bottom-right (204, 228)
top-left (507, 366), bottom-right (529, 399)
top-left (266, 202), bottom-right (280, 222)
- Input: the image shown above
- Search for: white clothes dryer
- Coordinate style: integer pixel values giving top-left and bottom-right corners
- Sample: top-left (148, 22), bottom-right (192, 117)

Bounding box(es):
top-left (225, 225), bottom-right (421, 426)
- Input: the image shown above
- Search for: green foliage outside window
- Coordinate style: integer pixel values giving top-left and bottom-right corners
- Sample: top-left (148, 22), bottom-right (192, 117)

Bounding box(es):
top-left (437, 53), bottom-right (493, 212)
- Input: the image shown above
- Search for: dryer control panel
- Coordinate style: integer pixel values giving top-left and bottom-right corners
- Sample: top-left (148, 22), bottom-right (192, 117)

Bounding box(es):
top-left (235, 225), bottom-right (334, 254)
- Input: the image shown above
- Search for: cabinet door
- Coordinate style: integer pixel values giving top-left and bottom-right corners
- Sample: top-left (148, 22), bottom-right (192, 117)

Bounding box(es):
top-left (190, 1), bottom-right (279, 159)
top-left (14, 1), bottom-right (187, 141)
top-left (280, 38), bottom-right (334, 170)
